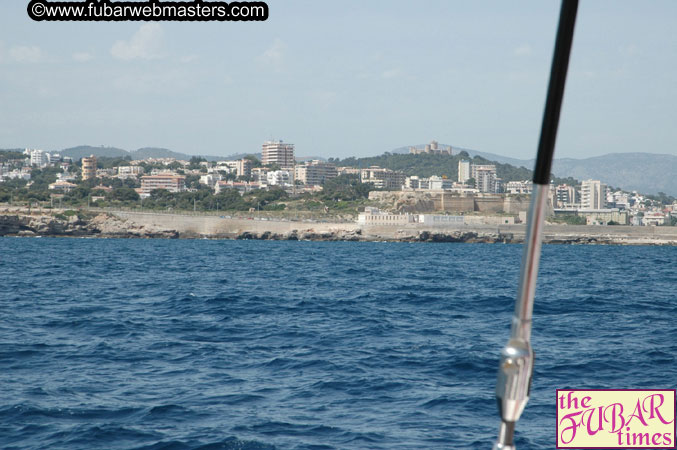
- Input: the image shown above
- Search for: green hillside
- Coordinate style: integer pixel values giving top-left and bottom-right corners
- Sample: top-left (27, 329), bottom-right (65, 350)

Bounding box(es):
top-left (335, 152), bottom-right (534, 182)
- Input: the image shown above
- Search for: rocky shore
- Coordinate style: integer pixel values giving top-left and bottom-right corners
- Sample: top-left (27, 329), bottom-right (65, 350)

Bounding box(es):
top-left (2, 209), bottom-right (677, 245)
top-left (0, 210), bottom-right (178, 239)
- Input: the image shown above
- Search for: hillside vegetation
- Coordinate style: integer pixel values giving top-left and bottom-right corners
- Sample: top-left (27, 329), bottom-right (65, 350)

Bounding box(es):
top-left (335, 152), bottom-right (577, 185)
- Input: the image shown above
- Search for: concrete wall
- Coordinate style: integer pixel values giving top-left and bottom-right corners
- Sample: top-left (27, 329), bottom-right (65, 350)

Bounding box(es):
top-left (114, 212), bottom-right (359, 237)
top-left (112, 211), bottom-right (677, 242)
top-left (503, 196), bottom-right (531, 214)
top-left (435, 194), bottom-right (474, 212)
top-left (474, 196), bottom-right (503, 213)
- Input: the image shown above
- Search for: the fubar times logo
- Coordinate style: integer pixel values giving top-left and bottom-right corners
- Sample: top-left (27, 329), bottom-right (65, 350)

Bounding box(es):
top-left (556, 389), bottom-right (676, 448)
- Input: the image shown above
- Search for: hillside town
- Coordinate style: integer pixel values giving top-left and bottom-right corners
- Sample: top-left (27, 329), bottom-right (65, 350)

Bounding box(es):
top-left (1, 140), bottom-right (676, 227)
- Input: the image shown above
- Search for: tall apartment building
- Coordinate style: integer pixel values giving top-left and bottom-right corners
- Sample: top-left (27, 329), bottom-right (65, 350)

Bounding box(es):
top-left (26, 148), bottom-right (49, 167)
top-left (294, 160), bottom-right (338, 186)
top-left (555, 184), bottom-right (578, 208)
top-left (471, 164), bottom-right (500, 193)
top-left (458, 160), bottom-right (471, 183)
top-left (140, 174), bottom-right (186, 195)
top-left (261, 140), bottom-right (295, 169)
top-left (360, 166), bottom-right (406, 190)
top-left (580, 180), bottom-right (607, 209)
top-left (81, 155), bottom-right (97, 180)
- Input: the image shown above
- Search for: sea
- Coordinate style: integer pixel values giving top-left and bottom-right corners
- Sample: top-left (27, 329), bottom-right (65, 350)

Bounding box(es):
top-left (1, 238), bottom-right (675, 450)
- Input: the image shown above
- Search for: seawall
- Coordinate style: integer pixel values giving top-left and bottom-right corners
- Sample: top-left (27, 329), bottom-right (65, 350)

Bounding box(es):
top-left (2, 208), bottom-right (677, 244)
top-left (113, 211), bottom-right (677, 245)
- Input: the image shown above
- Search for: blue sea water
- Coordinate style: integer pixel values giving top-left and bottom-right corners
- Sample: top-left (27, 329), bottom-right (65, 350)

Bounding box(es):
top-left (1, 238), bottom-right (675, 449)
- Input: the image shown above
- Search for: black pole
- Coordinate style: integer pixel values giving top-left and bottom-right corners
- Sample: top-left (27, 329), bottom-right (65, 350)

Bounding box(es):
top-left (532, 0), bottom-right (579, 185)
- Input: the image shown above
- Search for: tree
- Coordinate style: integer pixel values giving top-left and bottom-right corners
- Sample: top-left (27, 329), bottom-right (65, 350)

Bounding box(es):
top-left (188, 156), bottom-right (207, 170)
top-left (110, 187), bottom-right (140, 202)
top-left (321, 174), bottom-right (372, 201)
top-left (185, 174), bottom-right (201, 189)
top-left (244, 155), bottom-right (263, 168)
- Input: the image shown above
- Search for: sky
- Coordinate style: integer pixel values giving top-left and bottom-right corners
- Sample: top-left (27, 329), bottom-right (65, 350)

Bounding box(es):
top-left (0, 0), bottom-right (675, 160)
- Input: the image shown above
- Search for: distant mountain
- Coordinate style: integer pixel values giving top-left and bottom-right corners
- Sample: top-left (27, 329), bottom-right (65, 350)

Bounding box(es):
top-left (60, 145), bottom-right (129, 160)
top-left (392, 144), bottom-right (677, 195)
top-left (130, 147), bottom-right (191, 160)
top-left (131, 147), bottom-right (244, 161)
top-left (391, 144), bottom-right (532, 168)
top-left (551, 153), bottom-right (677, 196)
top-left (0, 148), bottom-right (26, 153)
top-left (340, 151), bottom-right (534, 183)
top-left (56, 145), bottom-right (256, 162)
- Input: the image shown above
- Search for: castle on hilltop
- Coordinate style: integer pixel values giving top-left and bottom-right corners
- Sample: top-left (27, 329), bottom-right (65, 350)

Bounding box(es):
top-left (409, 140), bottom-right (452, 155)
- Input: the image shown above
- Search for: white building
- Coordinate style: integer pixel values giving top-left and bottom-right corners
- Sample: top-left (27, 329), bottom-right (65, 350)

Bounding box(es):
top-left (555, 184), bottom-right (578, 207)
top-left (506, 180), bottom-right (533, 195)
top-left (266, 170), bottom-right (292, 186)
top-left (458, 160), bottom-right (471, 183)
top-left (117, 166), bottom-right (144, 178)
top-left (360, 166), bottom-right (406, 190)
top-left (251, 167), bottom-right (269, 184)
top-left (3, 170), bottom-right (31, 181)
top-left (607, 190), bottom-right (630, 210)
top-left (48, 181), bottom-right (78, 193)
top-left (357, 207), bottom-right (415, 225)
top-left (428, 176), bottom-right (453, 190)
top-left (404, 176), bottom-right (429, 190)
top-left (262, 140), bottom-right (295, 169)
top-left (295, 160), bottom-right (338, 186)
top-left (580, 180), bottom-right (607, 209)
top-left (200, 173), bottom-right (223, 188)
top-left (140, 174), bottom-right (186, 196)
top-left (472, 165), bottom-right (500, 193)
top-left (642, 211), bottom-right (666, 226)
top-left (215, 181), bottom-right (257, 194)
top-left (216, 159), bottom-right (253, 178)
top-left (57, 172), bottom-right (77, 182)
top-left (337, 167), bottom-right (361, 176)
top-left (26, 148), bottom-right (49, 167)
top-left (418, 214), bottom-right (464, 226)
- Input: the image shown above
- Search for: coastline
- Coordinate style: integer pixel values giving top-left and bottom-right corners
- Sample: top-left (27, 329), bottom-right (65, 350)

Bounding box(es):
top-left (2, 207), bottom-right (677, 245)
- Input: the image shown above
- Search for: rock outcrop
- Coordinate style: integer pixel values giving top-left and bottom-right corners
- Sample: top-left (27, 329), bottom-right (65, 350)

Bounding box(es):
top-left (0, 211), bottom-right (178, 238)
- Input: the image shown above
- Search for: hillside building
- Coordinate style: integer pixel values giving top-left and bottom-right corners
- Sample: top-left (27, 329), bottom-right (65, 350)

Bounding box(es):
top-left (81, 155), bottom-right (97, 180)
top-left (360, 166), bottom-right (406, 190)
top-left (216, 159), bottom-right (253, 178)
top-left (117, 165), bottom-right (144, 178)
top-left (409, 140), bottom-right (452, 155)
top-left (294, 160), bottom-right (337, 186)
top-left (140, 174), bottom-right (186, 195)
top-left (266, 170), bottom-right (292, 186)
top-left (26, 148), bottom-right (49, 167)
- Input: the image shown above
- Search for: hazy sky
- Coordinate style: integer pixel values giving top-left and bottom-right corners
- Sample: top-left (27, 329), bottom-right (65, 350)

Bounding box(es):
top-left (0, 1), bottom-right (675, 160)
